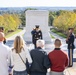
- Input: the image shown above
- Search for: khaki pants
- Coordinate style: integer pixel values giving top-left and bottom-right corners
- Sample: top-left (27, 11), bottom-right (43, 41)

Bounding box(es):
top-left (50, 71), bottom-right (64, 75)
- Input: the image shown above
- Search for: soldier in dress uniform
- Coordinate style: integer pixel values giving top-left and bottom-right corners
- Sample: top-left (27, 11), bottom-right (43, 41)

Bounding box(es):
top-left (66, 28), bottom-right (75, 67)
top-left (0, 27), bottom-right (6, 44)
top-left (31, 25), bottom-right (43, 48)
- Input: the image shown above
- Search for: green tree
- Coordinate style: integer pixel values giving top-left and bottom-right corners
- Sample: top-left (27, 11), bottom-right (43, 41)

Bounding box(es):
top-left (20, 12), bottom-right (25, 26)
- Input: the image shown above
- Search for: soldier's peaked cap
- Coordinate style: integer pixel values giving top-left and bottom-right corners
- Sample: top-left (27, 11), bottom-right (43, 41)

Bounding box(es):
top-left (35, 25), bottom-right (39, 28)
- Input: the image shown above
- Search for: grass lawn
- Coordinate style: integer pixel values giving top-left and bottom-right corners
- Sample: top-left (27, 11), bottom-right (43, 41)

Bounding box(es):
top-left (51, 29), bottom-right (67, 38)
top-left (50, 34), bottom-right (55, 39)
top-left (5, 29), bottom-right (22, 38)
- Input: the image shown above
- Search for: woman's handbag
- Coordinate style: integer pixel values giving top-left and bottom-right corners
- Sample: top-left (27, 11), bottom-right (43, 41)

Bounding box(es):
top-left (18, 53), bottom-right (30, 74)
top-left (26, 58), bottom-right (30, 74)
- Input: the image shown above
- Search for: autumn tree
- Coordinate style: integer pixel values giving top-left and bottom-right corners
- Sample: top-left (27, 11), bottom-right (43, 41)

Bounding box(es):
top-left (53, 11), bottom-right (76, 34)
top-left (0, 13), bottom-right (21, 34)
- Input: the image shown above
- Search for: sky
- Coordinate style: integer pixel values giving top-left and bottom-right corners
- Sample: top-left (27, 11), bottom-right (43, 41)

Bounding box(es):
top-left (0, 0), bottom-right (76, 7)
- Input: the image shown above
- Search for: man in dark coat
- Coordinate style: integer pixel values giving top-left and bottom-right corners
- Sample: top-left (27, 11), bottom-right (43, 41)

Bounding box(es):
top-left (66, 28), bottom-right (75, 67)
top-left (30, 39), bottom-right (51, 75)
top-left (31, 25), bottom-right (43, 48)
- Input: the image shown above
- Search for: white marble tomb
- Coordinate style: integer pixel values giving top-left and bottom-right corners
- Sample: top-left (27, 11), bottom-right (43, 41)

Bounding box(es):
top-left (23, 10), bottom-right (51, 43)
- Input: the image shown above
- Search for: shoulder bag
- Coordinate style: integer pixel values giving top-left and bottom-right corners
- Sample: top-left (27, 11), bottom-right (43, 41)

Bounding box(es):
top-left (18, 53), bottom-right (30, 74)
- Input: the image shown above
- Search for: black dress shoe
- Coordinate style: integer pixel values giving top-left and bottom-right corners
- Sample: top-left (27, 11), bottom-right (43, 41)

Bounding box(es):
top-left (68, 65), bottom-right (72, 67)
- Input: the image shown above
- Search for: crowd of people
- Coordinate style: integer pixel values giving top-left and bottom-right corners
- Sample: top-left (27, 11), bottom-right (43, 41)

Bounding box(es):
top-left (0, 26), bottom-right (75, 75)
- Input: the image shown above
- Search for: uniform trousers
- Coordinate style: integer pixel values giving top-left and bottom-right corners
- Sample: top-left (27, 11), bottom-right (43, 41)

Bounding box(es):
top-left (68, 49), bottom-right (73, 66)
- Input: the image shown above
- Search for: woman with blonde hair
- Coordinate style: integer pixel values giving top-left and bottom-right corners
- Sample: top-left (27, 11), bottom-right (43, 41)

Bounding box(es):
top-left (10, 35), bottom-right (32, 75)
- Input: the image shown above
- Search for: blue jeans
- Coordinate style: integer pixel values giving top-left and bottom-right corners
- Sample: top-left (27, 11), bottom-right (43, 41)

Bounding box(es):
top-left (30, 72), bottom-right (46, 75)
top-left (13, 70), bottom-right (27, 75)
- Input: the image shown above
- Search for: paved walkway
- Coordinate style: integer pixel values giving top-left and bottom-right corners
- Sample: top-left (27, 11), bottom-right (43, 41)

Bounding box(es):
top-left (64, 63), bottom-right (76, 75)
top-left (5, 29), bottom-right (25, 47)
top-left (6, 29), bottom-right (25, 40)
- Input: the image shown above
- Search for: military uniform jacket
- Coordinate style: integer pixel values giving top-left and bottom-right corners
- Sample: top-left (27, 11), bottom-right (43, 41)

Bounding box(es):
top-left (34, 30), bottom-right (42, 40)
top-left (67, 33), bottom-right (75, 49)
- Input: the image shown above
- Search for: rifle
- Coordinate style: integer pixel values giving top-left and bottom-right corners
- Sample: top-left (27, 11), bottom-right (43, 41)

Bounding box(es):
top-left (66, 32), bottom-right (71, 44)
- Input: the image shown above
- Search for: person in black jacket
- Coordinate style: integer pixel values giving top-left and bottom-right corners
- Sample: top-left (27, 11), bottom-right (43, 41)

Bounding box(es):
top-left (66, 28), bottom-right (75, 67)
top-left (30, 39), bottom-right (51, 75)
top-left (31, 25), bottom-right (43, 48)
